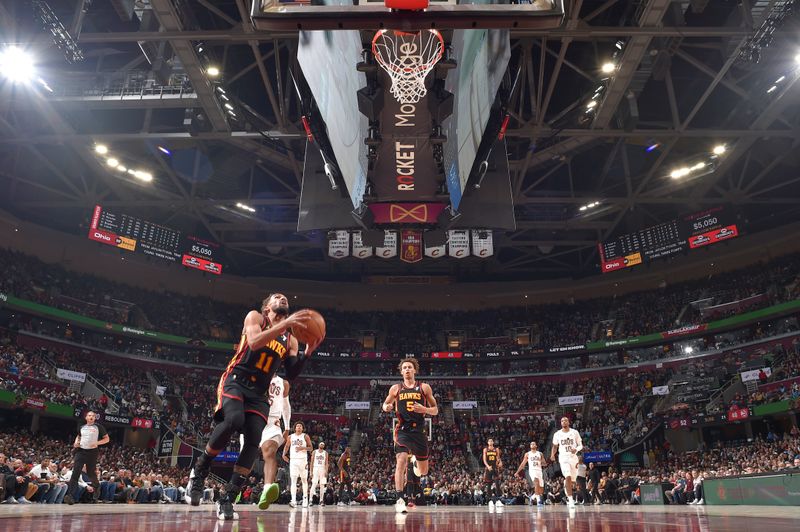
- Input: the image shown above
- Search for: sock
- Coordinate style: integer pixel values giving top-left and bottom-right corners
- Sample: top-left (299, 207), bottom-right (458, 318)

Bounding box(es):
top-left (195, 452), bottom-right (213, 474)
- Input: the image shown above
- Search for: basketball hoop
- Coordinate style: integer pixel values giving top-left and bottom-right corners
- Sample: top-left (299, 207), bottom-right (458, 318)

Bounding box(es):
top-left (371, 29), bottom-right (444, 105)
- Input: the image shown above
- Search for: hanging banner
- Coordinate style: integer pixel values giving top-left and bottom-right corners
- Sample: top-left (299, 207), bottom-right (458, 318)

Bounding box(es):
top-left (327, 230), bottom-right (350, 259)
top-left (452, 401), bottom-right (478, 409)
top-left (424, 239), bottom-right (446, 258)
top-left (345, 401), bottom-right (371, 410)
top-left (400, 230), bottom-right (423, 263)
top-left (159, 431), bottom-right (175, 457)
top-left (376, 231), bottom-right (398, 259)
top-left (448, 230), bottom-right (470, 259)
top-left (740, 367), bottom-right (771, 383)
top-left (652, 385), bottom-right (670, 396)
top-left (471, 230), bottom-right (494, 258)
top-left (557, 395), bottom-right (584, 406)
top-left (352, 232), bottom-right (373, 259)
top-left (56, 368), bottom-right (86, 382)
top-left (155, 385), bottom-right (167, 396)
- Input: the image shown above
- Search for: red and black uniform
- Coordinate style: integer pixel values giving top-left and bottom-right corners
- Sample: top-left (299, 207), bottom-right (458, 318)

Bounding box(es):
top-left (393, 382), bottom-right (429, 460)
top-left (215, 317), bottom-right (291, 423)
top-left (484, 447), bottom-right (499, 483)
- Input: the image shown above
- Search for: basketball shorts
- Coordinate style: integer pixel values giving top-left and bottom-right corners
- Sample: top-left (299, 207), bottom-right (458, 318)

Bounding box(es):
top-left (312, 468), bottom-right (326, 481)
top-left (529, 469), bottom-right (544, 486)
top-left (214, 375), bottom-right (270, 423)
top-left (559, 458), bottom-right (579, 481)
top-left (394, 430), bottom-right (429, 460)
top-left (290, 460), bottom-right (308, 479)
top-left (484, 468), bottom-right (497, 483)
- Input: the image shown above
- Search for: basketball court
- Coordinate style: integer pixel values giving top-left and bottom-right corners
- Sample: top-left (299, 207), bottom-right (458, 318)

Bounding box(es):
top-left (1, 503), bottom-right (798, 531)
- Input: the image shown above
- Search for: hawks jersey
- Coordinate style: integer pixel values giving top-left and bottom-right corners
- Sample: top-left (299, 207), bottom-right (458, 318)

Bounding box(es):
top-left (224, 317), bottom-right (291, 394)
top-left (396, 381), bottom-right (426, 431)
top-left (267, 376), bottom-right (286, 423)
top-left (485, 448), bottom-right (499, 467)
top-left (527, 450), bottom-right (544, 472)
top-left (312, 449), bottom-right (327, 470)
top-left (552, 429), bottom-right (583, 460)
top-left (289, 433), bottom-right (308, 461)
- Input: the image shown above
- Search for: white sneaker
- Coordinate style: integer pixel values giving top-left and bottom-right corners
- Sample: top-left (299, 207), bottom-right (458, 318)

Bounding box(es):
top-left (489, 500), bottom-right (495, 509)
top-left (395, 497), bottom-right (407, 514)
top-left (567, 498), bottom-right (576, 507)
top-left (696, 499), bottom-right (704, 505)
top-left (495, 500), bottom-right (504, 508)
top-left (289, 500), bottom-right (297, 508)
top-left (337, 501), bottom-right (345, 507)
top-left (302, 498), bottom-right (309, 508)
top-left (17, 497), bottom-right (31, 504)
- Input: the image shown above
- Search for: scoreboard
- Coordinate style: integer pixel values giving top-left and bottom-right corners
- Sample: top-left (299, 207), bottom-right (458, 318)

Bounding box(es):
top-left (88, 205), bottom-right (223, 275)
top-left (599, 206), bottom-right (739, 273)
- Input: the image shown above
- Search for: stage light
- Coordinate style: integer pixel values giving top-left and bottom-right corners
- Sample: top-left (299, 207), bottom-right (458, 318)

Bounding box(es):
top-left (106, 158), bottom-right (119, 168)
top-left (670, 167), bottom-right (690, 179)
top-left (601, 62), bottom-right (615, 74)
top-left (157, 146), bottom-right (171, 156)
top-left (775, 75), bottom-right (785, 83)
top-left (712, 144), bottom-right (726, 155)
top-left (236, 202), bottom-right (256, 213)
top-left (224, 103), bottom-right (234, 110)
top-left (586, 100), bottom-right (598, 110)
top-left (646, 143), bottom-right (660, 152)
top-left (117, 165), bottom-right (127, 172)
top-left (579, 206), bottom-right (587, 211)
top-left (133, 170), bottom-right (153, 182)
top-left (766, 85), bottom-right (777, 94)
top-left (94, 144), bottom-right (108, 155)
top-left (206, 66), bottom-right (220, 77)
top-left (0, 47), bottom-right (35, 83)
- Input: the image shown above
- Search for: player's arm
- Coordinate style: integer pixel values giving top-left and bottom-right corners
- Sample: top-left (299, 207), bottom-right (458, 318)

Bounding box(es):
top-left (337, 454), bottom-right (345, 470)
top-left (412, 383), bottom-right (438, 416)
top-left (243, 310), bottom-right (296, 351)
top-left (550, 437), bottom-right (558, 462)
top-left (97, 426), bottom-right (110, 446)
top-left (325, 453), bottom-right (329, 475)
top-left (573, 431), bottom-right (584, 454)
top-left (304, 434), bottom-right (312, 453)
top-left (515, 452), bottom-right (528, 476)
top-left (382, 384), bottom-right (399, 412)
top-left (282, 383), bottom-right (292, 431)
top-left (483, 448), bottom-right (491, 469)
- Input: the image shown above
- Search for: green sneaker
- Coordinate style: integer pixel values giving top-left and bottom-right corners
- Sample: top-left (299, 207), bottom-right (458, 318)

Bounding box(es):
top-left (258, 483), bottom-right (280, 510)
top-left (234, 491), bottom-right (242, 504)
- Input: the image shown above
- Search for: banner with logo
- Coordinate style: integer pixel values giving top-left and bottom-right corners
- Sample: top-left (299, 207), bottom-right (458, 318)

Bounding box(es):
top-left (56, 368), bottom-right (86, 382)
top-left (328, 230), bottom-right (350, 259)
top-left (352, 231), bottom-right (373, 259)
top-left (158, 431), bottom-right (175, 457)
top-left (471, 230), bottom-right (494, 258)
top-left (25, 398), bottom-right (46, 410)
top-left (660, 324), bottom-right (708, 339)
top-left (452, 401), bottom-right (478, 409)
top-left (741, 367), bottom-right (771, 383)
top-left (424, 239), bottom-right (446, 258)
top-left (345, 401), bottom-right (371, 410)
top-left (213, 451), bottom-right (240, 463)
top-left (557, 395), bottom-right (584, 406)
top-left (548, 345), bottom-right (585, 354)
top-left (727, 406), bottom-right (750, 422)
top-left (652, 385), bottom-right (670, 396)
top-left (583, 451), bottom-right (613, 463)
top-left (376, 231), bottom-right (398, 259)
top-left (400, 230), bottom-right (423, 263)
top-left (448, 230), bottom-right (470, 259)
top-left (369, 202), bottom-right (446, 224)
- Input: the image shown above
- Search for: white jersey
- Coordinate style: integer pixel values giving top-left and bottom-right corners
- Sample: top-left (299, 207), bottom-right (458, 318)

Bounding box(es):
top-left (267, 376), bottom-right (286, 422)
top-left (552, 428), bottom-right (583, 461)
top-left (289, 433), bottom-right (308, 462)
top-left (527, 450), bottom-right (544, 472)
top-left (312, 449), bottom-right (327, 470)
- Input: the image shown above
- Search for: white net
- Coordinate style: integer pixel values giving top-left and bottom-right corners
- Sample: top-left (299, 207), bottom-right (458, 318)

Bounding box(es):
top-left (372, 29), bottom-right (444, 104)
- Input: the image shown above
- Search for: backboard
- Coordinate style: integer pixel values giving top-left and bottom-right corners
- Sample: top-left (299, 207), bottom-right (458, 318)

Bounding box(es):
top-left (252, 0), bottom-right (565, 32)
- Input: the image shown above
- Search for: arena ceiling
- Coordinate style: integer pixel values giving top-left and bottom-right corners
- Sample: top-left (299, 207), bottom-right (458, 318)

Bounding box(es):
top-left (0, 1), bottom-right (799, 282)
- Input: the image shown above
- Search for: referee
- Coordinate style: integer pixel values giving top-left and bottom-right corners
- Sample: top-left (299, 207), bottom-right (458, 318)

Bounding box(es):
top-left (64, 411), bottom-right (109, 504)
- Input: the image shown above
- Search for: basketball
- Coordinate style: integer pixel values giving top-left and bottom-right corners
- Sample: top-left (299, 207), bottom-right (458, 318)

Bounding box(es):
top-left (292, 309), bottom-right (326, 345)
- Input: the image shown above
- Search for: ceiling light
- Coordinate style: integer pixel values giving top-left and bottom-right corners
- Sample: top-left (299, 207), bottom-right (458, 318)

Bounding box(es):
top-left (94, 144), bottom-right (108, 155)
top-left (712, 144), bottom-right (726, 155)
top-left (224, 103), bottom-right (234, 110)
top-left (601, 62), bottom-right (615, 74)
top-left (106, 158), bottom-right (119, 168)
top-left (691, 162), bottom-right (706, 171)
top-left (216, 86), bottom-right (226, 94)
top-left (579, 206), bottom-right (587, 211)
top-left (586, 100), bottom-right (598, 109)
top-left (775, 75), bottom-right (785, 83)
top-left (0, 47), bottom-right (35, 83)
top-left (795, 53), bottom-right (800, 64)
top-left (117, 165), bottom-right (127, 172)
top-left (670, 167), bottom-right (690, 179)
top-left (127, 169), bottom-right (136, 175)
top-left (206, 66), bottom-right (220, 77)
top-left (766, 85), bottom-right (777, 93)
top-left (227, 111), bottom-right (236, 117)
top-left (646, 143), bottom-right (660, 152)
top-left (134, 170), bottom-right (153, 182)
top-left (157, 146), bottom-right (171, 155)
top-left (219, 93), bottom-right (229, 101)
top-left (236, 202), bottom-right (256, 213)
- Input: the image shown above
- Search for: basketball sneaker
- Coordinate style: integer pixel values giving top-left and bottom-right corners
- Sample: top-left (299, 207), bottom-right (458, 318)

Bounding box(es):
top-left (489, 500), bottom-right (495, 509)
top-left (302, 498), bottom-right (309, 508)
top-left (258, 483), bottom-right (280, 510)
top-left (188, 462), bottom-right (209, 507)
top-left (495, 500), bottom-right (504, 508)
top-left (395, 497), bottom-right (407, 514)
top-left (567, 497), bottom-right (576, 507)
top-left (217, 494), bottom-right (236, 521)
top-left (289, 499), bottom-right (297, 508)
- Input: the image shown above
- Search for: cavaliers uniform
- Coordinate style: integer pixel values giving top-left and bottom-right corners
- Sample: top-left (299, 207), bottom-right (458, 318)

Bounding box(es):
top-left (484, 447), bottom-right (500, 482)
top-left (552, 428), bottom-right (583, 481)
top-left (215, 317), bottom-right (291, 423)
top-left (393, 382), bottom-right (430, 460)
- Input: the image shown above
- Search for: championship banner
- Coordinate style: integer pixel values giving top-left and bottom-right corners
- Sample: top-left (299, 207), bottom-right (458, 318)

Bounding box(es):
top-left (424, 239), bottom-right (446, 258)
top-left (652, 385), bottom-right (670, 396)
top-left (452, 401), bottom-right (478, 409)
top-left (369, 203), bottom-right (446, 224)
top-left (741, 367), bottom-right (771, 383)
top-left (376, 231), bottom-right (398, 259)
top-left (400, 230), bottom-right (423, 263)
top-left (327, 230), bottom-right (350, 259)
top-left (56, 368), bottom-right (86, 382)
top-left (345, 401), bottom-right (371, 410)
top-left (352, 231), bottom-right (373, 259)
top-left (557, 395), bottom-right (584, 406)
top-left (448, 230), bottom-right (470, 259)
top-left (471, 230), bottom-right (494, 258)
